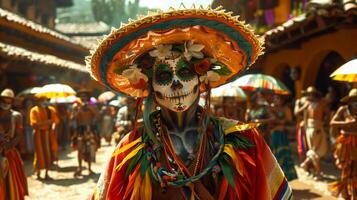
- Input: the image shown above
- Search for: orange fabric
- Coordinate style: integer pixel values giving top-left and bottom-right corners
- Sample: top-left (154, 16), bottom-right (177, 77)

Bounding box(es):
top-left (92, 127), bottom-right (291, 200)
top-left (0, 180), bottom-right (5, 200)
top-left (3, 148), bottom-right (28, 200)
top-left (30, 106), bottom-right (59, 169)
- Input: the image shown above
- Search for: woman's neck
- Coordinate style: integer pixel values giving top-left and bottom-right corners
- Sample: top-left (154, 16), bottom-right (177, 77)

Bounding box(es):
top-left (160, 103), bottom-right (198, 132)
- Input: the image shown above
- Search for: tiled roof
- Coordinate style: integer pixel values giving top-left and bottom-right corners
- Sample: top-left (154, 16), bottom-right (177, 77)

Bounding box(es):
top-left (0, 42), bottom-right (87, 73)
top-left (55, 22), bottom-right (110, 35)
top-left (0, 8), bottom-right (91, 49)
top-left (264, 0), bottom-right (356, 50)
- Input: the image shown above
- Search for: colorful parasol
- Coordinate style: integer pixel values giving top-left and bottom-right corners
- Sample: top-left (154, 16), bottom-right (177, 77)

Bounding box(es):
top-left (330, 59), bottom-right (357, 82)
top-left (232, 74), bottom-right (290, 95)
top-left (98, 91), bottom-right (116, 103)
top-left (50, 96), bottom-right (77, 104)
top-left (211, 83), bottom-right (247, 102)
top-left (36, 84), bottom-right (76, 98)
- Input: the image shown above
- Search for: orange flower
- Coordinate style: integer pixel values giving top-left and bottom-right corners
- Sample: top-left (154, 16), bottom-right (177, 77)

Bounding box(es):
top-left (194, 59), bottom-right (211, 75)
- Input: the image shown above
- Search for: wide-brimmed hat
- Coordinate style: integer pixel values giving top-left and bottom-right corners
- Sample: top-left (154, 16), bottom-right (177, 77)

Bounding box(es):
top-left (341, 88), bottom-right (357, 103)
top-left (302, 86), bottom-right (321, 96)
top-left (0, 88), bottom-right (15, 100)
top-left (87, 5), bottom-right (264, 97)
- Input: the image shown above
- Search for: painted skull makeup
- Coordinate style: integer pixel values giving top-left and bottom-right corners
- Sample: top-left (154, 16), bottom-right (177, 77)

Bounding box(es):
top-left (153, 55), bottom-right (199, 112)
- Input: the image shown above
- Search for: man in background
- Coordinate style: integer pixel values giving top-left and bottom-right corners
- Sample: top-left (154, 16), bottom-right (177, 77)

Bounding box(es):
top-left (0, 89), bottom-right (28, 199)
top-left (30, 95), bottom-right (59, 180)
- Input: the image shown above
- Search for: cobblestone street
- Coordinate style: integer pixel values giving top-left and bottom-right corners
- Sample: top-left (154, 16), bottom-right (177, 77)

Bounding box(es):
top-left (22, 139), bottom-right (342, 200)
top-left (24, 142), bottom-right (115, 200)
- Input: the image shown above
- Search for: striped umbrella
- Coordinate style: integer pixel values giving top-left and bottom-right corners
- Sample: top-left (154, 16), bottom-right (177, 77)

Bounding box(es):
top-left (211, 83), bottom-right (247, 101)
top-left (50, 96), bottom-right (77, 104)
top-left (232, 74), bottom-right (290, 95)
top-left (330, 59), bottom-right (357, 82)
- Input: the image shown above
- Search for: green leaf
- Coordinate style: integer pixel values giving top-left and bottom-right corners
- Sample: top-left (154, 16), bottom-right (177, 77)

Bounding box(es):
top-left (113, 65), bottom-right (130, 75)
top-left (226, 134), bottom-right (255, 150)
top-left (140, 153), bottom-right (150, 177)
top-left (212, 63), bottom-right (232, 76)
top-left (219, 155), bottom-right (236, 188)
top-left (172, 44), bottom-right (185, 53)
top-left (125, 149), bottom-right (143, 178)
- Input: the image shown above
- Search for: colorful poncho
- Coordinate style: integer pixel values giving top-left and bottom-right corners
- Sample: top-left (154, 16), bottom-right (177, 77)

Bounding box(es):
top-left (91, 117), bottom-right (292, 200)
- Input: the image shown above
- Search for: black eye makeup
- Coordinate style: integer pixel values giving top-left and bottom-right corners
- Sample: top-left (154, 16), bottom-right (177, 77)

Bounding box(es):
top-left (176, 59), bottom-right (195, 81)
top-left (154, 62), bottom-right (173, 85)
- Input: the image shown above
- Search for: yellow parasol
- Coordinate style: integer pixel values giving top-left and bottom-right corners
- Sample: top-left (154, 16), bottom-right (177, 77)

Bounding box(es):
top-left (35, 84), bottom-right (76, 98)
top-left (330, 59), bottom-right (357, 82)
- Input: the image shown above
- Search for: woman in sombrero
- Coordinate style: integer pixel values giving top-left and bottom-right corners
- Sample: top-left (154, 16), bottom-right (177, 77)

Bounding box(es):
top-left (88, 5), bottom-right (292, 200)
top-left (329, 88), bottom-right (357, 199)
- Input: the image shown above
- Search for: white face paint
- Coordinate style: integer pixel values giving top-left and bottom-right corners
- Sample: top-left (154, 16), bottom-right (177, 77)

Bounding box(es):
top-left (152, 55), bottom-right (199, 112)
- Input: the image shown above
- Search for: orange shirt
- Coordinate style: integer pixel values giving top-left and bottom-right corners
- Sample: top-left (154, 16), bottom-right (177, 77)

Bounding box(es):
top-left (30, 106), bottom-right (59, 130)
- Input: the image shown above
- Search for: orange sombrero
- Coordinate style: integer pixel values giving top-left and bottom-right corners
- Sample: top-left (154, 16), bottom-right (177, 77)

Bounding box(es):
top-left (87, 5), bottom-right (264, 97)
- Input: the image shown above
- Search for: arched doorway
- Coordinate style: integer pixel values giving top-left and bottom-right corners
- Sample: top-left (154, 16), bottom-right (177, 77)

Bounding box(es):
top-left (315, 51), bottom-right (347, 110)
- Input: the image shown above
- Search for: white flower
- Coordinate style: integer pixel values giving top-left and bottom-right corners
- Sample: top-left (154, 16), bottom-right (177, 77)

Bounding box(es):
top-left (149, 44), bottom-right (172, 59)
top-left (199, 71), bottom-right (221, 84)
top-left (121, 64), bottom-right (148, 85)
top-left (184, 41), bottom-right (205, 61)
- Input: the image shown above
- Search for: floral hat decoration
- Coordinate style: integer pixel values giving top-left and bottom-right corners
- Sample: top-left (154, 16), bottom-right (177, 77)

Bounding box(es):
top-left (87, 4), bottom-right (264, 97)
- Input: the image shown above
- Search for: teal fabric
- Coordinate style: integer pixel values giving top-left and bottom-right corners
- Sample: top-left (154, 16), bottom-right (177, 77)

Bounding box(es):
top-left (99, 17), bottom-right (254, 90)
top-left (271, 130), bottom-right (298, 181)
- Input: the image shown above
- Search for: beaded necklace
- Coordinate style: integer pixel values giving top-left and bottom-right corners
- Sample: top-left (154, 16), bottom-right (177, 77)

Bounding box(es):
top-left (147, 111), bottom-right (225, 190)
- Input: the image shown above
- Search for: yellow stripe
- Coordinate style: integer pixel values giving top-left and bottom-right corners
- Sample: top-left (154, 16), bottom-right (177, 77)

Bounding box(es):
top-left (130, 172), bottom-right (142, 200)
top-left (269, 164), bottom-right (285, 198)
top-left (112, 137), bottom-right (142, 157)
top-left (224, 123), bottom-right (260, 135)
top-left (140, 171), bottom-right (152, 200)
top-left (224, 144), bottom-right (243, 176)
top-left (115, 143), bottom-right (144, 171)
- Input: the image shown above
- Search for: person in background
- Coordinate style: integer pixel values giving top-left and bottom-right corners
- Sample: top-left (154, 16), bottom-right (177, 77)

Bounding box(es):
top-left (30, 95), bottom-right (59, 179)
top-left (222, 96), bottom-right (245, 121)
top-left (329, 88), bottom-right (357, 199)
top-left (99, 104), bottom-right (114, 145)
top-left (297, 86), bottom-right (329, 180)
top-left (270, 94), bottom-right (298, 181)
top-left (0, 89), bottom-right (28, 199)
top-left (74, 90), bottom-right (99, 176)
top-left (294, 91), bottom-right (308, 162)
top-left (246, 91), bottom-right (275, 144)
top-left (56, 103), bottom-right (70, 150)
top-left (114, 97), bottom-right (135, 143)
top-left (214, 105), bottom-right (225, 118)
top-left (21, 98), bottom-right (35, 156)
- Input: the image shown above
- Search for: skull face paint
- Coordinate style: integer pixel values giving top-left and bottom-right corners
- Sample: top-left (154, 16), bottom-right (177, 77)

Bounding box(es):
top-left (153, 56), bottom-right (199, 112)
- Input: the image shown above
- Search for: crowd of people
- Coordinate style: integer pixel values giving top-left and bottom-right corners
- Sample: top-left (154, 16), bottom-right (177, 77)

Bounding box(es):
top-left (210, 85), bottom-right (357, 199)
top-left (0, 87), bottom-right (137, 200)
top-left (0, 83), bottom-right (356, 199)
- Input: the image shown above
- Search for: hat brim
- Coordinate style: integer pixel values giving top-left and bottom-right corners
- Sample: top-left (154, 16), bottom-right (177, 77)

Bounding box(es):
top-left (341, 95), bottom-right (357, 103)
top-left (88, 7), bottom-right (263, 97)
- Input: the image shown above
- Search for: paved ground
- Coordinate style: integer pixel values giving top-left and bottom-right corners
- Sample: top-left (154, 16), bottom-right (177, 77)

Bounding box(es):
top-left (24, 142), bottom-right (115, 200)
top-left (22, 140), bottom-right (343, 200)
